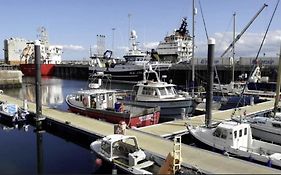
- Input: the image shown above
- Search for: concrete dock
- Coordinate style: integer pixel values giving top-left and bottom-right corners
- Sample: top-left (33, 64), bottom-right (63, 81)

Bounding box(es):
top-left (1, 94), bottom-right (281, 174)
top-left (138, 99), bottom-right (276, 137)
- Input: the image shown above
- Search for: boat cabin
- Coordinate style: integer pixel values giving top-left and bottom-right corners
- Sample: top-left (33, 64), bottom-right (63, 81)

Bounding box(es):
top-left (132, 68), bottom-right (186, 101)
top-left (212, 122), bottom-right (253, 150)
top-left (133, 83), bottom-right (179, 101)
top-left (100, 135), bottom-right (143, 164)
top-left (74, 89), bottom-right (117, 110)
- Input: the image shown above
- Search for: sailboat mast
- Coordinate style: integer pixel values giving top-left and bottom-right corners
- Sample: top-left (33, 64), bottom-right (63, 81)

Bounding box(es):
top-left (191, 0), bottom-right (195, 97)
top-left (232, 12), bottom-right (236, 82)
top-left (273, 46), bottom-right (281, 117)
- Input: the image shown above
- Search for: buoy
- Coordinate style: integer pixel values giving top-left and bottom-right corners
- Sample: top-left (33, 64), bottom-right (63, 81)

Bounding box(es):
top-left (95, 158), bottom-right (102, 167)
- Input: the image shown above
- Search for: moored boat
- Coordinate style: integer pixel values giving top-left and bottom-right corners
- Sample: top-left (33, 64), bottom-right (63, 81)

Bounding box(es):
top-left (0, 100), bottom-right (29, 123)
top-left (121, 66), bottom-right (200, 121)
top-left (65, 74), bottom-right (160, 127)
top-left (90, 134), bottom-right (160, 174)
top-left (187, 121), bottom-right (281, 168)
top-left (20, 27), bottom-right (63, 77)
top-left (89, 30), bottom-right (171, 83)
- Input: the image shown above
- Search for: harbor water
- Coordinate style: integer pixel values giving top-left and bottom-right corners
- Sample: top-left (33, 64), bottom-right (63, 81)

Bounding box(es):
top-left (0, 77), bottom-right (133, 174)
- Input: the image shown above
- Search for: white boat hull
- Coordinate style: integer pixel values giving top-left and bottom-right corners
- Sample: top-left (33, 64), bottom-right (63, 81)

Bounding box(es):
top-left (251, 124), bottom-right (281, 145)
top-left (188, 125), bottom-right (281, 168)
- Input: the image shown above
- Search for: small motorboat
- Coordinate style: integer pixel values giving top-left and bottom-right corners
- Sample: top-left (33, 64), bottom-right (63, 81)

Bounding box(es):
top-left (90, 134), bottom-right (160, 174)
top-left (0, 100), bottom-right (29, 123)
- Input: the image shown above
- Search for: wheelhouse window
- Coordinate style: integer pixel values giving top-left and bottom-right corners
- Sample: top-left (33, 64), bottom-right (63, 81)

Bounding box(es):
top-left (158, 87), bottom-right (167, 96)
top-left (239, 129), bottom-right (242, 137)
top-left (234, 131), bottom-right (237, 139)
top-left (101, 141), bottom-right (110, 155)
top-left (166, 87), bottom-right (175, 95)
top-left (244, 128), bottom-right (247, 135)
top-left (142, 87), bottom-right (155, 96)
top-left (272, 122), bottom-right (281, 128)
top-left (213, 127), bottom-right (228, 139)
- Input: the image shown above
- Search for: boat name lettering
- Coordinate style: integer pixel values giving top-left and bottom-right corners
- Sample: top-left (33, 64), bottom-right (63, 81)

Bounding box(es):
top-left (139, 114), bottom-right (153, 121)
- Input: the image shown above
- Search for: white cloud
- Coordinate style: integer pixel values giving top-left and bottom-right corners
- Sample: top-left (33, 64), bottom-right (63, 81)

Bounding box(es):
top-left (142, 42), bottom-right (159, 49)
top-left (195, 30), bottom-right (281, 58)
top-left (62, 44), bottom-right (85, 51)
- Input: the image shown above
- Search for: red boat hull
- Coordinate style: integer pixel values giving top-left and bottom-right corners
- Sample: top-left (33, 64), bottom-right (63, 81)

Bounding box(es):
top-left (67, 106), bottom-right (160, 128)
top-left (19, 64), bottom-right (55, 76)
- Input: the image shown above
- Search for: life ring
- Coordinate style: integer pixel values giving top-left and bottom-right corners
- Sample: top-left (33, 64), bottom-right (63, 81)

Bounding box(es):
top-left (83, 97), bottom-right (88, 106)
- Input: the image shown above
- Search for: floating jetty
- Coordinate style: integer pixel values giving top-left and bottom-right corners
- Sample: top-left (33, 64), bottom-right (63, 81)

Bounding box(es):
top-left (1, 94), bottom-right (281, 174)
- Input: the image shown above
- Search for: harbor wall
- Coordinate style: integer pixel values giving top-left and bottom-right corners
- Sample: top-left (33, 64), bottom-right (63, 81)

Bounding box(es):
top-left (0, 70), bottom-right (22, 88)
top-left (53, 64), bottom-right (89, 79)
top-left (52, 63), bottom-right (277, 86)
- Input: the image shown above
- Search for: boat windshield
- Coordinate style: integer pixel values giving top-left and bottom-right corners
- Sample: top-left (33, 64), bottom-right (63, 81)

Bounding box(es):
top-left (213, 127), bottom-right (228, 139)
top-left (166, 86), bottom-right (176, 95)
top-left (101, 141), bottom-right (111, 155)
top-left (158, 87), bottom-right (167, 96)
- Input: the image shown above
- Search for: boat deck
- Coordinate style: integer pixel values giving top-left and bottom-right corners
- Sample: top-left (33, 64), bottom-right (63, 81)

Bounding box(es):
top-left (2, 94), bottom-right (280, 174)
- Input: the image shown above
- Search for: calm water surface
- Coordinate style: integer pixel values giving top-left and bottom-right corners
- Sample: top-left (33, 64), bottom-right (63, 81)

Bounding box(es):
top-left (0, 77), bottom-right (133, 174)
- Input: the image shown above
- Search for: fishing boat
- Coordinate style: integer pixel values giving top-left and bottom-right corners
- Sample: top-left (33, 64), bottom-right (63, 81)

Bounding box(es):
top-left (187, 121), bottom-right (281, 168)
top-left (90, 134), bottom-right (160, 174)
top-left (19, 27), bottom-right (63, 76)
top-left (89, 30), bottom-right (171, 83)
top-left (0, 100), bottom-right (29, 123)
top-left (65, 73), bottom-right (160, 128)
top-left (156, 17), bottom-right (193, 63)
top-left (121, 66), bottom-right (200, 121)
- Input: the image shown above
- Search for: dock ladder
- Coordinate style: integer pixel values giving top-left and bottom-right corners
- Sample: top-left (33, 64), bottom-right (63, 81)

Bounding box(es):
top-left (173, 135), bottom-right (182, 173)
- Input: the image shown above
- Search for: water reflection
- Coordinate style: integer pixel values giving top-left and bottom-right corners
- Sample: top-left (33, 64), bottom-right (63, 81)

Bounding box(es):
top-left (21, 77), bottom-right (64, 106)
top-left (3, 77), bottom-right (88, 111)
top-left (0, 77), bottom-right (136, 173)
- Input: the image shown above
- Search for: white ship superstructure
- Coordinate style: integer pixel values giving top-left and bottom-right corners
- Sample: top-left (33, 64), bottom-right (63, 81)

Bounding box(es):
top-left (3, 27), bottom-right (63, 65)
top-left (156, 17), bottom-right (193, 63)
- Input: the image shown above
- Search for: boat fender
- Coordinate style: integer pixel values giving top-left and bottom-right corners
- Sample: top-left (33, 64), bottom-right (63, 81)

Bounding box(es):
top-left (248, 155), bottom-right (253, 162)
top-left (83, 97), bottom-right (88, 106)
top-left (267, 158), bottom-right (272, 167)
top-left (223, 151), bottom-right (229, 157)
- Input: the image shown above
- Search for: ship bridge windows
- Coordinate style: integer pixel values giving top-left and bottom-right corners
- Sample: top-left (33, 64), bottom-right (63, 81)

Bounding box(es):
top-left (158, 87), bottom-right (167, 96)
top-left (141, 87), bottom-right (156, 96)
top-left (166, 86), bottom-right (176, 95)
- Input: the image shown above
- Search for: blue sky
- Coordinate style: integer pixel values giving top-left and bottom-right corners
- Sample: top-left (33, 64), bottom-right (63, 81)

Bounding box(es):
top-left (1, 0), bottom-right (280, 60)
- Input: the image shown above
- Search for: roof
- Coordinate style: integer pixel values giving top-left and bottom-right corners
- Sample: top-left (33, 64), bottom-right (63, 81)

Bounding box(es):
top-left (136, 81), bottom-right (176, 88)
top-left (76, 88), bottom-right (117, 95)
top-left (103, 134), bottom-right (137, 144)
top-left (218, 121), bottom-right (250, 130)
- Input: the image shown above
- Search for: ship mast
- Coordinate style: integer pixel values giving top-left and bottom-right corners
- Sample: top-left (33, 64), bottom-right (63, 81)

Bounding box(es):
top-left (191, 0), bottom-right (196, 97)
top-left (37, 26), bottom-right (49, 47)
top-left (232, 13), bottom-right (236, 83)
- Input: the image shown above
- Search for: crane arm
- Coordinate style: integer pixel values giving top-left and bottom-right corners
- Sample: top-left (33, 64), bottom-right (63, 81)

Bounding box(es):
top-left (220, 3), bottom-right (268, 58)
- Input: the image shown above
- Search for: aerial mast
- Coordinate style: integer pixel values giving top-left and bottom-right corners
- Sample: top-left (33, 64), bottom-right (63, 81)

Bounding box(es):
top-left (232, 12), bottom-right (236, 82)
top-left (191, 0), bottom-right (196, 97)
